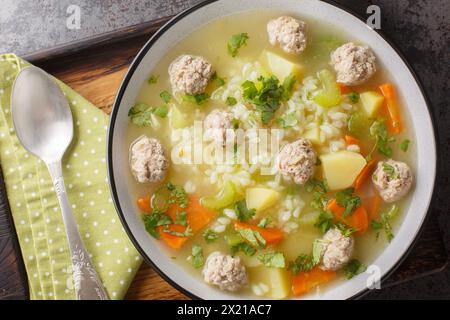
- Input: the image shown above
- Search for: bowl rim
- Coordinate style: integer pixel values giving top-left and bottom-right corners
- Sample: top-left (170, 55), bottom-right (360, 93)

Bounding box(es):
top-left (107, 0), bottom-right (438, 300)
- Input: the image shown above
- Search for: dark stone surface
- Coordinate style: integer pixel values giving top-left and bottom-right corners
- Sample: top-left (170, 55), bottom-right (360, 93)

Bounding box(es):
top-left (0, 0), bottom-right (449, 299)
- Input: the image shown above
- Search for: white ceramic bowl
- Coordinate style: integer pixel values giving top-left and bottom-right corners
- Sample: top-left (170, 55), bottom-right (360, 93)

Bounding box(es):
top-left (107, 0), bottom-right (436, 299)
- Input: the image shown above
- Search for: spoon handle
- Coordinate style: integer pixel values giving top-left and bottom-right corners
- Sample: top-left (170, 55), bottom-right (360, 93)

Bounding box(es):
top-left (47, 161), bottom-right (109, 300)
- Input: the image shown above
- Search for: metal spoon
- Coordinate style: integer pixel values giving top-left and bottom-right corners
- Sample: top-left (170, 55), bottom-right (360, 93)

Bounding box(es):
top-left (11, 66), bottom-right (108, 300)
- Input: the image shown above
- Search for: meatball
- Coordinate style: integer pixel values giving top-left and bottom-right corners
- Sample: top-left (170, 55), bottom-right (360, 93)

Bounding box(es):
top-left (202, 251), bottom-right (248, 292)
top-left (168, 54), bottom-right (214, 95)
top-left (203, 109), bottom-right (234, 145)
top-left (267, 16), bottom-right (307, 54)
top-left (129, 135), bottom-right (168, 183)
top-left (278, 138), bottom-right (317, 185)
top-left (330, 42), bottom-right (377, 86)
top-left (321, 228), bottom-right (354, 271)
top-left (372, 159), bottom-right (413, 203)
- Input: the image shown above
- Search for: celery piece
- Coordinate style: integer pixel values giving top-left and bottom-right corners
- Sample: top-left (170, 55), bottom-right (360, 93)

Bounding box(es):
top-left (348, 111), bottom-right (370, 138)
top-left (200, 181), bottom-right (236, 210)
top-left (313, 69), bottom-right (342, 108)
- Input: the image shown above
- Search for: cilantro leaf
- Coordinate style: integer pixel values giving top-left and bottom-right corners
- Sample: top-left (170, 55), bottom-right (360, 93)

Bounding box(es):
top-left (190, 245), bottom-right (204, 268)
top-left (400, 139), bottom-right (410, 152)
top-left (142, 212), bottom-right (172, 239)
top-left (183, 93), bottom-right (210, 105)
top-left (348, 92), bottom-right (360, 103)
top-left (369, 119), bottom-right (393, 157)
top-left (147, 74), bottom-right (159, 84)
top-left (152, 105), bottom-right (168, 118)
top-left (160, 91), bottom-right (171, 103)
top-left (343, 259), bottom-right (366, 279)
top-left (257, 218), bottom-right (270, 228)
top-left (175, 210), bottom-right (188, 226)
top-left (227, 33), bottom-right (249, 57)
top-left (336, 188), bottom-right (361, 218)
top-left (288, 254), bottom-right (315, 274)
top-left (315, 210), bottom-right (334, 234)
top-left (231, 242), bottom-right (256, 256)
top-left (277, 112), bottom-right (298, 128)
top-left (202, 229), bottom-right (219, 243)
top-left (257, 252), bottom-right (286, 268)
top-left (128, 103), bottom-right (168, 126)
top-left (235, 200), bottom-right (256, 222)
top-left (238, 228), bottom-right (266, 248)
top-left (212, 72), bottom-right (226, 87)
top-left (226, 96), bottom-right (238, 106)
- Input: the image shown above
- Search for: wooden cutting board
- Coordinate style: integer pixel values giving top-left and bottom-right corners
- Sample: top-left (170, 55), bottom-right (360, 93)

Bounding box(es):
top-left (0, 15), bottom-right (447, 300)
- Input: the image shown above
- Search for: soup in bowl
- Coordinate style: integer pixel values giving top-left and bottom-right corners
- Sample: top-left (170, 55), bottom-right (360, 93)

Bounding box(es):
top-left (108, 0), bottom-right (436, 299)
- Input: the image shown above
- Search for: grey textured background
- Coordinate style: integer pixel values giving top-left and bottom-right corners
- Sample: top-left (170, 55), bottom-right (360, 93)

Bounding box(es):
top-left (0, 0), bottom-right (449, 299)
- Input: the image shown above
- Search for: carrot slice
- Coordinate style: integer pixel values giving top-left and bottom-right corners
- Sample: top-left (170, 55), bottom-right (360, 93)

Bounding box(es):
top-left (353, 159), bottom-right (377, 191)
top-left (345, 134), bottom-right (360, 146)
top-left (234, 221), bottom-right (284, 245)
top-left (379, 83), bottom-right (402, 134)
top-left (137, 196), bottom-right (151, 212)
top-left (159, 195), bottom-right (216, 249)
top-left (338, 83), bottom-right (350, 94)
top-left (327, 199), bottom-right (369, 235)
top-left (292, 266), bottom-right (336, 296)
top-left (368, 192), bottom-right (383, 220)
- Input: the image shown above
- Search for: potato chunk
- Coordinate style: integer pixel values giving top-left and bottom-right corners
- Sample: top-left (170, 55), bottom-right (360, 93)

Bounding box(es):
top-left (320, 151), bottom-right (366, 190)
top-left (260, 50), bottom-right (302, 81)
top-left (249, 266), bottom-right (291, 299)
top-left (245, 188), bottom-right (280, 213)
top-left (360, 91), bottom-right (385, 117)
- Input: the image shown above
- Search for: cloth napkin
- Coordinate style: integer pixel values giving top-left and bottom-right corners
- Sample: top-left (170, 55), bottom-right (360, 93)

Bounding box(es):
top-left (0, 54), bottom-right (142, 300)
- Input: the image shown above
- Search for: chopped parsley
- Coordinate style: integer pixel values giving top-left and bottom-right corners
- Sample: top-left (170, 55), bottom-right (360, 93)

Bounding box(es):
top-left (238, 228), bottom-right (266, 248)
top-left (335, 188), bottom-right (361, 218)
top-left (212, 72), bottom-right (226, 87)
top-left (382, 162), bottom-right (398, 180)
top-left (257, 252), bottom-right (286, 268)
top-left (183, 93), bottom-right (210, 105)
top-left (162, 225), bottom-right (193, 237)
top-left (147, 74), bottom-right (159, 84)
top-left (241, 75), bottom-right (287, 124)
top-left (190, 245), bottom-right (204, 269)
top-left (305, 179), bottom-right (329, 194)
top-left (336, 222), bottom-right (358, 237)
top-left (315, 210), bottom-right (334, 234)
top-left (343, 259), bottom-right (367, 279)
top-left (202, 229), bottom-right (219, 243)
top-left (128, 103), bottom-right (168, 127)
top-left (277, 112), bottom-right (298, 128)
top-left (348, 91), bottom-right (360, 103)
top-left (167, 183), bottom-right (189, 209)
top-left (380, 204), bottom-right (400, 242)
top-left (175, 210), bottom-right (188, 226)
top-left (160, 90), bottom-right (171, 103)
top-left (142, 212), bottom-right (173, 239)
top-left (369, 119), bottom-right (394, 158)
top-left (235, 200), bottom-right (256, 222)
top-left (288, 240), bottom-right (323, 274)
top-left (231, 242), bottom-right (256, 256)
top-left (227, 32), bottom-right (249, 57)
top-left (257, 218), bottom-right (270, 228)
top-left (370, 219), bottom-right (383, 239)
top-left (400, 139), bottom-right (410, 152)
top-left (226, 96), bottom-right (238, 106)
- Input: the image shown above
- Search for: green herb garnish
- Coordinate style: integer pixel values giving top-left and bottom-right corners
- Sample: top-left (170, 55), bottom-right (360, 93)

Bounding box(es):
top-left (380, 204), bottom-right (400, 242)
top-left (241, 75), bottom-right (287, 124)
top-left (257, 218), bottom-right (270, 228)
top-left (238, 228), bottom-right (266, 248)
top-left (202, 229), bottom-right (219, 243)
top-left (382, 162), bottom-right (398, 180)
top-left (288, 240), bottom-right (324, 274)
top-left (160, 91), bottom-right (171, 103)
top-left (226, 96), bottom-right (238, 106)
top-left (163, 225), bottom-right (193, 237)
top-left (335, 188), bottom-right (361, 218)
top-left (142, 213), bottom-right (172, 239)
top-left (257, 252), bottom-right (286, 268)
top-left (175, 210), bottom-right (188, 226)
top-left (315, 210), bottom-right (334, 234)
top-left (400, 139), bottom-right (410, 152)
top-left (183, 93), bottom-right (210, 105)
top-left (348, 92), bottom-right (360, 104)
top-left (231, 242), bottom-right (256, 256)
top-left (227, 33), bottom-right (249, 57)
top-left (277, 112), bottom-right (298, 128)
top-left (235, 200), bottom-right (256, 222)
top-left (369, 119), bottom-right (394, 158)
top-left (212, 72), bottom-right (226, 87)
top-left (128, 103), bottom-right (168, 126)
top-left (147, 74), bottom-right (159, 84)
top-left (190, 245), bottom-right (204, 269)
top-left (343, 259), bottom-right (367, 279)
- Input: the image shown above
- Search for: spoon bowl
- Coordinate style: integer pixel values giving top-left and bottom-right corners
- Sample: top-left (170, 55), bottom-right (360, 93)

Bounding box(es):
top-left (11, 67), bottom-right (73, 163)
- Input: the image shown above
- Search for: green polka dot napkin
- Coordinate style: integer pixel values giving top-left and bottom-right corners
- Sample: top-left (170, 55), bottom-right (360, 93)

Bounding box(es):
top-left (0, 54), bottom-right (142, 300)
